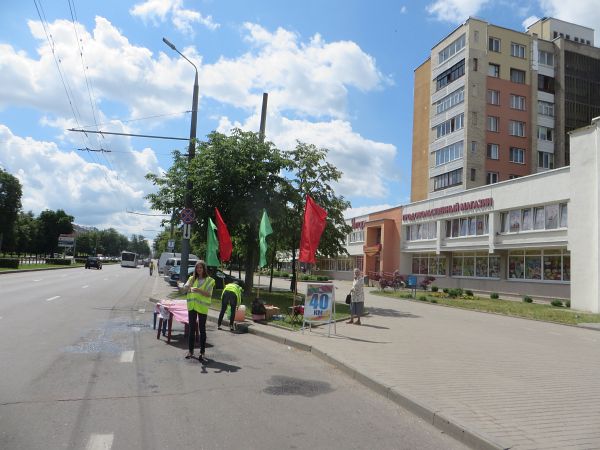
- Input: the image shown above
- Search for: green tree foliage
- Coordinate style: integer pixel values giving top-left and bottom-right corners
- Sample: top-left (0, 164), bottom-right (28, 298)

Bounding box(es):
top-left (36, 209), bottom-right (74, 255)
top-left (0, 169), bottom-right (23, 252)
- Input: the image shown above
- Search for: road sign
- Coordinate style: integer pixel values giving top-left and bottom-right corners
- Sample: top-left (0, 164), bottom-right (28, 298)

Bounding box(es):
top-left (58, 234), bottom-right (75, 247)
top-left (182, 223), bottom-right (192, 239)
top-left (181, 207), bottom-right (195, 224)
top-left (167, 239), bottom-right (175, 249)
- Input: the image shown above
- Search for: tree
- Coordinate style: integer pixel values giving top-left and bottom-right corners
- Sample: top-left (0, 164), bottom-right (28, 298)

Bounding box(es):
top-left (13, 211), bottom-right (38, 254)
top-left (278, 142), bottom-right (351, 290)
top-left (0, 169), bottom-right (22, 252)
top-left (146, 129), bottom-right (292, 293)
top-left (36, 209), bottom-right (74, 255)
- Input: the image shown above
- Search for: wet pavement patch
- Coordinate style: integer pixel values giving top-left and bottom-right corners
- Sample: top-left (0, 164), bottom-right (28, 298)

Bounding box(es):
top-left (263, 375), bottom-right (333, 397)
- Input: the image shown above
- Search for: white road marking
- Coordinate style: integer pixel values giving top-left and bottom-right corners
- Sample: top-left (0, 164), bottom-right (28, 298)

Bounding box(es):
top-left (85, 433), bottom-right (113, 450)
top-left (120, 351), bottom-right (135, 362)
top-left (34, 279), bottom-right (41, 282)
top-left (82, 285), bottom-right (89, 289)
top-left (46, 296), bottom-right (60, 302)
top-left (138, 308), bottom-right (145, 313)
top-left (132, 327), bottom-right (141, 332)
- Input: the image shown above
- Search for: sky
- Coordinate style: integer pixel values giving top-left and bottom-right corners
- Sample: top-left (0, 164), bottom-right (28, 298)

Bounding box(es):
top-left (1, 0), bottom-right (599, 245)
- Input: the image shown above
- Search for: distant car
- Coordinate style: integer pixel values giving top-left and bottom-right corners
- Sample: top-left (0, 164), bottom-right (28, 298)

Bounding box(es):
top-left (167, 266), bottom-right (244, 289)
top-left (85, 257), bottom-right (102, 270)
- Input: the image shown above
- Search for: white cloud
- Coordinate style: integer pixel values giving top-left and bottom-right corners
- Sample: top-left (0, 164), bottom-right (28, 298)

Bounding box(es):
top-left (426, 0), bottom-right (490, 24)
top-left (400, 6), bottom-right (407, 14)
top-left (522, 15), bottom-right (540, 30)
top-left (0, 124), bottom-right (166, 239)
top-left (130, 0), bottom-right (219, 34)
top-left (538, 0), bottom-right (600, 45)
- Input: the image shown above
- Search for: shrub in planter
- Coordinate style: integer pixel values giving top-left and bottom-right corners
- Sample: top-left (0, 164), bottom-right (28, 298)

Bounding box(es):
top-left (431, 286), bottom-right (439, 292)
top-left (316, 275), bottom-right (329, 281)
top-left (448, 288), bottom-right (460, 298)
top-left (443, 288), bottom-right (449, 294)
top-left (523, 296), bottom-right (533, 303)
top-left (465, 290), bottom-right (473, 297)
top-left (0, 258), bottom-right (19, 269)
top-left (551, 299), bottom-right (563, 307)
top-left (490, 292), bottom-right (499, 299)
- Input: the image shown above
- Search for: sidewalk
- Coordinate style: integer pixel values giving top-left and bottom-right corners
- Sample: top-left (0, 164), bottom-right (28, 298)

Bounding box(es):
top-left (149, 274), bottom-right (600, 450)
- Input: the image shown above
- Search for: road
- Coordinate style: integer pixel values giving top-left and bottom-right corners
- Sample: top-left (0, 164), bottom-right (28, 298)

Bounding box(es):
top-left (0, 265), bottom-right (465, 450)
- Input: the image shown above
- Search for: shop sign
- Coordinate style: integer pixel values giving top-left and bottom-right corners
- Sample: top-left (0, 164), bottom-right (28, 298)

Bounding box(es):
top-left (363, 243), bottom-right (382, 256)
top-left (402, 197), bottom-right (493, 223)
top-left (351, 217), bottom-right (366, 230)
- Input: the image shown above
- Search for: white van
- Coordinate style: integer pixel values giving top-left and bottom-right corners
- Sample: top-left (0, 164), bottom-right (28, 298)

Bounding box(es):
top-left (159, 252), bottom-right (199, 275)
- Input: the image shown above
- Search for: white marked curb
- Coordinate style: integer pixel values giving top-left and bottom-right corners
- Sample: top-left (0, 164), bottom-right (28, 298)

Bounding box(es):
top-left (120, 351), bottom-right (134, 362)
top-left (46, 296), bottom-right (60, 302)
top-left (86, 433), bottom-right (113, 450)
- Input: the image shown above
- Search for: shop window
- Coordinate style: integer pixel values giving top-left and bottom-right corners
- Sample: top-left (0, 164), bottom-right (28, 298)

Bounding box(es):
top-left (545, 204), bottom-right (559, 229)
top-left (509, 210), bottom-right (521, 232)
top-left (521, 208), bottom-right (532, 231)
top-left (525, 253), bottom-right (542, 279)
top-left (460, 218), bottom-right (468, 236)
top-left (475, 255), bottom-right (488, 277)
top-left (469, 217), bottom-right (477, 235)
top-left (508, 254), bottom-right (525, 279)
top-left (508, 249), bottom-right (569, 281)
top-left (533, 207), bottom-right (545, 230)
top-left (463, 255), bottom-right (474, 276)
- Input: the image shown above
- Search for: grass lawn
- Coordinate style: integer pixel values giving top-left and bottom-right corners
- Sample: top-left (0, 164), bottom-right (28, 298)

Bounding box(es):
top-left (374, 289), bottom-right (600, 325)
top-left (169, 286), bottom-right (351, 330)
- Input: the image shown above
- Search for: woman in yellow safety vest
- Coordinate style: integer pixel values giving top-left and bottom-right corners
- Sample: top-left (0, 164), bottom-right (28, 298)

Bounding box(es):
top-left (184, 260), bottom-right (215, 361)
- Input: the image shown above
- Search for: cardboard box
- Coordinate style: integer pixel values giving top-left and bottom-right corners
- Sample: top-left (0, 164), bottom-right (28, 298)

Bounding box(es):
top-left (264, 305), bottom-right (280, 320)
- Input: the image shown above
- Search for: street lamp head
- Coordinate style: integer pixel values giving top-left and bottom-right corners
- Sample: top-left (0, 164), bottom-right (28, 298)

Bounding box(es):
top-left (162, 37), bottom-right (177, 51)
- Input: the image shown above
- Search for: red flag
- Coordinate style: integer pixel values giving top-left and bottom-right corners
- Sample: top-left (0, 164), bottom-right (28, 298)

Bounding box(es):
top-left (299, 195), bottom-right (327, 264)
top-left (215, 208), bottom-right (232, 262)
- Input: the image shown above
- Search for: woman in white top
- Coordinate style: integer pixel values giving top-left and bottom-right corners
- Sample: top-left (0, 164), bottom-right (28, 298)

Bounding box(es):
top-left (347, 268), bottom-right (364, 325)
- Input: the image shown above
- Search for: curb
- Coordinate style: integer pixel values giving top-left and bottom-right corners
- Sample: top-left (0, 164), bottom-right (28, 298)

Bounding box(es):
top-left (201, 308), bottom-right (509, 450)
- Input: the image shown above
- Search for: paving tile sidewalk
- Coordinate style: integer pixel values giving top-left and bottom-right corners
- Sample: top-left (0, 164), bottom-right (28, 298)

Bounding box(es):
top-left (149, 275), bottom-right (600, 450)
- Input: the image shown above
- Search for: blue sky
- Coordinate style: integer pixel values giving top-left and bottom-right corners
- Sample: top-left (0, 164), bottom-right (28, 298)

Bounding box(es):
top-left (0, 0), bottom-right (598, 243)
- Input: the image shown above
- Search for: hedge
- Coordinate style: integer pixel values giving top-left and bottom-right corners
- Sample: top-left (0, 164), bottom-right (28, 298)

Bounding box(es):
top-left (45, 258), bottom-right (72, 265)
top-left (0, 258), bottom-right (19, 269)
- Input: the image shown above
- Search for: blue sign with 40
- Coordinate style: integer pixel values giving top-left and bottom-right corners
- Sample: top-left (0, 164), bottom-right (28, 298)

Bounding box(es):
top-left (304, 283), bottom-right (334, 322)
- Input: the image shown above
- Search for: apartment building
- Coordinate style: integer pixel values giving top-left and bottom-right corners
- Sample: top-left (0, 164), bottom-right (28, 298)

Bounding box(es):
top-left (411, 17), bottom-right (600, 202)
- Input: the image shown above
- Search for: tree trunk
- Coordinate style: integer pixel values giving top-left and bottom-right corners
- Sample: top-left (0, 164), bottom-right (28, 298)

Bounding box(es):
top-left (268, 239), bottom-right (277, 293)
top-left (243, 227), bottom-right (256, 295)
top-left (289, 246), bottom-right (296, 293)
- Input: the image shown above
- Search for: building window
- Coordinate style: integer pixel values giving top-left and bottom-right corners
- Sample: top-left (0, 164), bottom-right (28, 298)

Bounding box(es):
top-left (435, 87), bottom-right (464, 115)
top-left (406, 221), bottom-right (437, 241)
top-left (348, 229), bottom-right (364, 243)
top-left (434, 141), bottom-right (464, 166)
top-left (511, 42), bottom-right (526, 58)
top-left (500, 204), bottom-right (567, 234)
top-left (435, 113), bottom-right (464, 139)
top-left (473, 57), bottom-right (478, 71)
top-left (488, 37), bottom-right (501, 52)
top-left (538, 151), bottom-right (554, 169)
top-left (538, 74), bottom-right (555, 93)
top-left (509, 147), bottom-right (525, 164)
top-left (488, 63), bottom-right (500, 77)
top-left (537, 126), bottom-right (553, 141)
top-left (452, 252), bottom-right (499, 278)
top-left (510, 94), bottom-right (526, 110)
top-left (508, 248), bottom-right (570, 281)
top-left (509, 120), bottom-right (526, 137)
top-left (436, 59), bottom-right (465, 91)
top-left (446, 215), bottom-right (489, 238)
top-left (470, 168), bottom-right (476, 181)
top-left (411, 253), bottom-right (447, 276)
top-left (538, 50), bottom-right (554, 66)
top-left (487, 116), bottom-right (499, 132)
top-left (487, 89), bottom-right (500, 105)
top-left (433, 168), bottom-right (462, 191)
top-left (487, 143), bottom-right (499, 160)
top-left (538, 100), bottom-right (554, 116)
top-left (438, 33), bottom-right (466, 64)
top-left (510, 68), bottom-right (526, 84)
top-left (486, 172), bottom-right (499, 184)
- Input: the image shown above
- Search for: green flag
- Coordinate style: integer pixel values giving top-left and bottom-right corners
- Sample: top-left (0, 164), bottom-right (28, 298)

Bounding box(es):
top-left (259, 209), bottom-right (273, 268)
top-left (206, 218), bottom-right (220, 267)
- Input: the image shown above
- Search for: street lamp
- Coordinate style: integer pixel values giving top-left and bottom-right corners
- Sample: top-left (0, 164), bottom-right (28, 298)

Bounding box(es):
top-left (163, 37), bottom-right (199, 286)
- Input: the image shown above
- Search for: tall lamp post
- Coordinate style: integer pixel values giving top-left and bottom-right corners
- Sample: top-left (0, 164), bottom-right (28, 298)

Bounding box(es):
top-left (163, 37), bottom-right (199, 285)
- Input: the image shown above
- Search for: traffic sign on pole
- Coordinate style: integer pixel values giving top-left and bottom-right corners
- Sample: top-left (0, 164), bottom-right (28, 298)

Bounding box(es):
top-left (183, 223), bottom-right (192, 239)
top-left (167, 239), bottom-right (175, 249)
top-left (181, 208), bottom-right (195, 224)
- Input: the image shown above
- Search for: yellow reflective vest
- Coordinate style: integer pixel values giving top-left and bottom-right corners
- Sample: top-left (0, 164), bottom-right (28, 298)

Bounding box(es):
top-left (186, 276), bottom-right (215, 314)
top-left (222, 283), bottom-right (243, 306)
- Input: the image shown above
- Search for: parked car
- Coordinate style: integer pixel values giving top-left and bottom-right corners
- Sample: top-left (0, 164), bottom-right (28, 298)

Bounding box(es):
top-left (85, 256), bottom-right (102, 270)
top-left (167, 266), bottom-right (244, 289)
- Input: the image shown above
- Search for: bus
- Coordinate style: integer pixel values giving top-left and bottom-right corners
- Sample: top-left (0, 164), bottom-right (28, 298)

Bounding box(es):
top-left (121, 251), bottom-right (138, 268)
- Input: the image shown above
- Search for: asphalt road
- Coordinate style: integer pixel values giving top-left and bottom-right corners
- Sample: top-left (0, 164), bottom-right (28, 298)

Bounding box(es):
top-left (0, 265), bottom-right (465, 450)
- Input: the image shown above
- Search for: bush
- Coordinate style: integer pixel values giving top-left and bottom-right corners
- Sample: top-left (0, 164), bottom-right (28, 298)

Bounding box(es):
top-left (551, 299), bottom-right (563, 307)
top-left (448, 288), bottom-right (461, 298)
top-left (443, 288), bottom-right (449, 294)
top-left (75, 257), bottom-right (87, 264)
top-left (490, 292), bottom-right (499, 299)
top-left (282, 272), bottom-right (289, 278)
top-left (430, 299), bottom-right (438, 303)
top-left (565, 300), bottom-right (571, 308)
top-left (465, 290), bottom-right (473, 297)
top-left (0, 258), bottom-right (19, 269)
top-left (400, 293), bottom-right (413, 299)
top-left (431, 285), bottom-right (439, 292)
top-left (45, 258), bottom-right (72, 265)
top-left (316, 275), bottom-right (329, 281)
top-left (523, 296), bottom-right (533, 303)
top-left (417, 295), bottom-right (428, 301)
